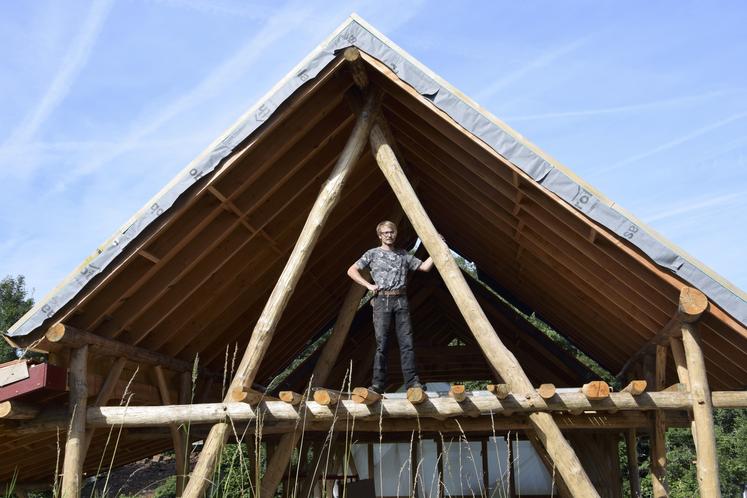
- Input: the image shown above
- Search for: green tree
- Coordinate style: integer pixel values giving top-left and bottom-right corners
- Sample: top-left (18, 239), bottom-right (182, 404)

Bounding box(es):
top-left (0, 275), bottom-right (34, 363)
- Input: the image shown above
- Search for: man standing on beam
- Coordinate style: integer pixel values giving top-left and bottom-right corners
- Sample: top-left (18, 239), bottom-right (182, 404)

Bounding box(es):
top-left (347, 220), bottom-right (435, 394)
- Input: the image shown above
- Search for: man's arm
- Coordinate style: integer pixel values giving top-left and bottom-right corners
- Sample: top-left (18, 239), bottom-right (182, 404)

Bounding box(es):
top-left (416, 234), bottom-right (443, 272)
top-left (417, 257), bottom-right (434, 272)
top-left (347, 264), bottom-right (378, 292)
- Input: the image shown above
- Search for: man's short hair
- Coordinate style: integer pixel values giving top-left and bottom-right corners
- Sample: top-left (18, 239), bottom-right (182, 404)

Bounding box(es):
top-left (376, 220), bottom-right (397, 234)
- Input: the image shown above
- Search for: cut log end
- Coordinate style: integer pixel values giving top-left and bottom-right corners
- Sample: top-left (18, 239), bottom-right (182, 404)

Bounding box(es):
top-left (449, 384), bottom-right (467, 402)
top-left (621, 380), bottom-right (648, 396)
top-left (487, 383), bottom-right (510, 400)
top-left (0, 400), bottom-right (39, 419)
top-left (229, 387), bottom-right (263, 404)
top-left (537, 384), bottom-right (556, 399)
top-left (679, 287), bottom-right (708, 321)
top-left (407, 387), bottom-right (427, 404)
top-left (352, 387), bottom-right (382, 405)
top-left (313, 389), bottom-right (340, 406)
top-left (279, 391), bottom-right (303, 405)
top-left (582, 381), bottom-right (611, 400)
top-left (46, 323), bottom-right (67, 343)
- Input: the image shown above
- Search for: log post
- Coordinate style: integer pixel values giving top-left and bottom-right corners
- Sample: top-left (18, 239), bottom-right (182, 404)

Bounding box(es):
top-left (181, 90), bottom-right (381, 498)
top-left (670, 335), bottom-right (699, 451)
top-left (681, 322), bottom-right (721, 497)
top-left (369, 118), bottom-right (600, 497)
top-left (651, 345), bottom-right (669, 497)
top-left (625, 429), bottom-right (642, 498)
top-left (61, 345), bottom-right (88, 498)
top-left (82, 357), bottom-right (127, 456)
top-left (154, 366), bottom-right (187, 497)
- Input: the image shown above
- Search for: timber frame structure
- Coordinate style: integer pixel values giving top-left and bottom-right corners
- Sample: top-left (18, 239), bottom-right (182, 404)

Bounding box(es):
top-left (3, 15), bottom-right (747, 498)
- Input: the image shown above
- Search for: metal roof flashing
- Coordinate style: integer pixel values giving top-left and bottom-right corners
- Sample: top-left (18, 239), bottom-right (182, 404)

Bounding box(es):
top-left (7, 15), bottom-right (747, 339)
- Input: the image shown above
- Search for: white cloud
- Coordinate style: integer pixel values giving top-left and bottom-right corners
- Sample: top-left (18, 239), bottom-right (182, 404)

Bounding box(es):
top-left (597, 111), bottom-right (747, 175)
top-left (474, 36), bottom-right (591, 103)
top-left (503, 90), bottom-right (737, 122)
top-left (1, 0), bottom-right (114, 167)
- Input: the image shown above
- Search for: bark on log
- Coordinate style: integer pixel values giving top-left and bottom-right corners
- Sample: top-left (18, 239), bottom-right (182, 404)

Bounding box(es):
top-left (625, 429), bottom-right (642, 498)
top-left (83, 356), bottom-right (126, 457)
top-left (61, 345), bottom-right (88, 498)
top-left (682, 323), bottom-right (721, 497)
top-left (154, 366), bottom-right (187, 497)
top-left (182, 91), bottom-right (381, 498)
top-left (651, 344), bottom-right (669, 498)
top-left (487, 383), bottom-right (510, 399)
top-left (370, 117), bottom-right (600, 497)
top-left (18, 391), bottom-right (747, 431)
top-left (46, 323), bottom-right (201, 374)
top-left (0, 401), bottom-right (39, 420)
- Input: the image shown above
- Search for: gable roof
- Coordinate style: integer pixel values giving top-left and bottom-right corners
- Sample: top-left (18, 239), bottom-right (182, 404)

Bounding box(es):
top-left (6, 14), bottom-right (747, 383)
top-left (3, 14), bottom-right (747, 484)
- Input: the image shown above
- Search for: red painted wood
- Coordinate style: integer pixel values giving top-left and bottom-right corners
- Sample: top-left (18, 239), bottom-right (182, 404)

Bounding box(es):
top-left (0, 363), bottom-right (67, 402)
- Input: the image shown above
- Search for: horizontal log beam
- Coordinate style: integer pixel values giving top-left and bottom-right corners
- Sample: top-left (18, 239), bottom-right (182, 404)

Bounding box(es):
top-left (14, 390), bottom-right (743, 430)
top-left (46, 323), bottom-right (209, 375)
top-left (120, 412), bottom-right (693, 439)
top-left (0, 400), bottom-right (39, 419)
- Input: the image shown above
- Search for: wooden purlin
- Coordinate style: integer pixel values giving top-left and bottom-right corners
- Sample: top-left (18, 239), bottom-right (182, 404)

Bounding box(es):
top-left (367, 117), bottom-right (600, 495)
top-left (180, 90), bottom-right (382, 498)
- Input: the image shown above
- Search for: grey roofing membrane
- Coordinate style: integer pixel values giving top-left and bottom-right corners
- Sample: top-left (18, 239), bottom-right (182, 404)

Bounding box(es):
top-left (8, 15), bottom-right (747, 338)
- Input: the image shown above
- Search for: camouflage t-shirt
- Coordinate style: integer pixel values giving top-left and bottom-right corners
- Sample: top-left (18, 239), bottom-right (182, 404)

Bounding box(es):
top-left (355, 247), bottom-right (422, 291)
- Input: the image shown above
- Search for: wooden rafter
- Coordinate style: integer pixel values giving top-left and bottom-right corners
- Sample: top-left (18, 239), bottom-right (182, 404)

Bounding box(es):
top-left (180, 90), bottom-right (382, 498)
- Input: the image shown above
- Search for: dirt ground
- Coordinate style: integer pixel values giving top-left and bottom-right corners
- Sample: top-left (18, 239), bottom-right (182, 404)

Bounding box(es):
top-left (81, 454), bottom-right (185, 497)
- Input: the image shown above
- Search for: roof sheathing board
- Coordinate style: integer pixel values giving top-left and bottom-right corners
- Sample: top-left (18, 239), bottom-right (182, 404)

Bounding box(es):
top-left (8, 15), bottom-right (746, 339)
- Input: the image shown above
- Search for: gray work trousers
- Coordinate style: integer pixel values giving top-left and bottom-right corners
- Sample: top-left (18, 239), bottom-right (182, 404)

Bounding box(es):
top-left (371, 295), bottom-right (419, 389)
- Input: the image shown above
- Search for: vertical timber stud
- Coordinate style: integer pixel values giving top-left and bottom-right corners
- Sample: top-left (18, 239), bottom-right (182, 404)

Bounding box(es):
top-left (182, 90), bottom-right (381, 498)
top-left (61, 345), bottom-right (88, 498)
top-left (682, 322), bottom-right (721, 497)
top-left (369, 119), bottom-right (600, 497)
top-left (651, 344), bottom-right (669, 497)
top-left (154, 366), bottom-right (187, 497)
top-left (82, 356), bottom-right (126, 456)
top-left (625, 429), bottom-right (642, 498)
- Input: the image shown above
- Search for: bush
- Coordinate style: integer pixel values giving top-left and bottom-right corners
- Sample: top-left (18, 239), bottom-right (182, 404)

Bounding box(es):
top-left (153, 476), bottom-right (177, 498)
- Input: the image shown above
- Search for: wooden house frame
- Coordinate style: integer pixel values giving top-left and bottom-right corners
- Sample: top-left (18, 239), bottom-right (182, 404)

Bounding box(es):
top-left (2, 15), bottom-right (747, 498)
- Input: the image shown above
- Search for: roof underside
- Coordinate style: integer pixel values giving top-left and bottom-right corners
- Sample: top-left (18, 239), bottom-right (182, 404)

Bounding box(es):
top-left (3, 17), bottom-right (747, 483)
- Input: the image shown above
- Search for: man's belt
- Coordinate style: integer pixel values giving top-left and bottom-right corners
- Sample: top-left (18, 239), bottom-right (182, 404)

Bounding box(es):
top-left (377, 289), bottom-right (407, 296)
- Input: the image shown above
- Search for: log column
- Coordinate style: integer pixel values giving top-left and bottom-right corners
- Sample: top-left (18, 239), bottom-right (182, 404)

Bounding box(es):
top-left (651, 345), bottom-right (668, 497)
top-left (181, 90), bottom-right (381, 498)
top-left (682, 322), bottom-right (721, 497)
top-left (61, 345), bottom-right (88, 498)
top-left (369, 120), bottom-right (599, 497)
top-left (154, 366), bottom-right (187, 496)
top-left (625, 429), bottom-right (642, 498)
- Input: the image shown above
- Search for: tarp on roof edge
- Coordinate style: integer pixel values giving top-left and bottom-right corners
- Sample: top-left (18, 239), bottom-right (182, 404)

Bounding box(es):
top-left (8, 15), bottom-right (747, 338)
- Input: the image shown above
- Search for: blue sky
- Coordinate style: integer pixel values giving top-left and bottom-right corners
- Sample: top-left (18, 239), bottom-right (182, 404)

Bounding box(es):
top-left (0, 0), bottom-right (745, 304)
